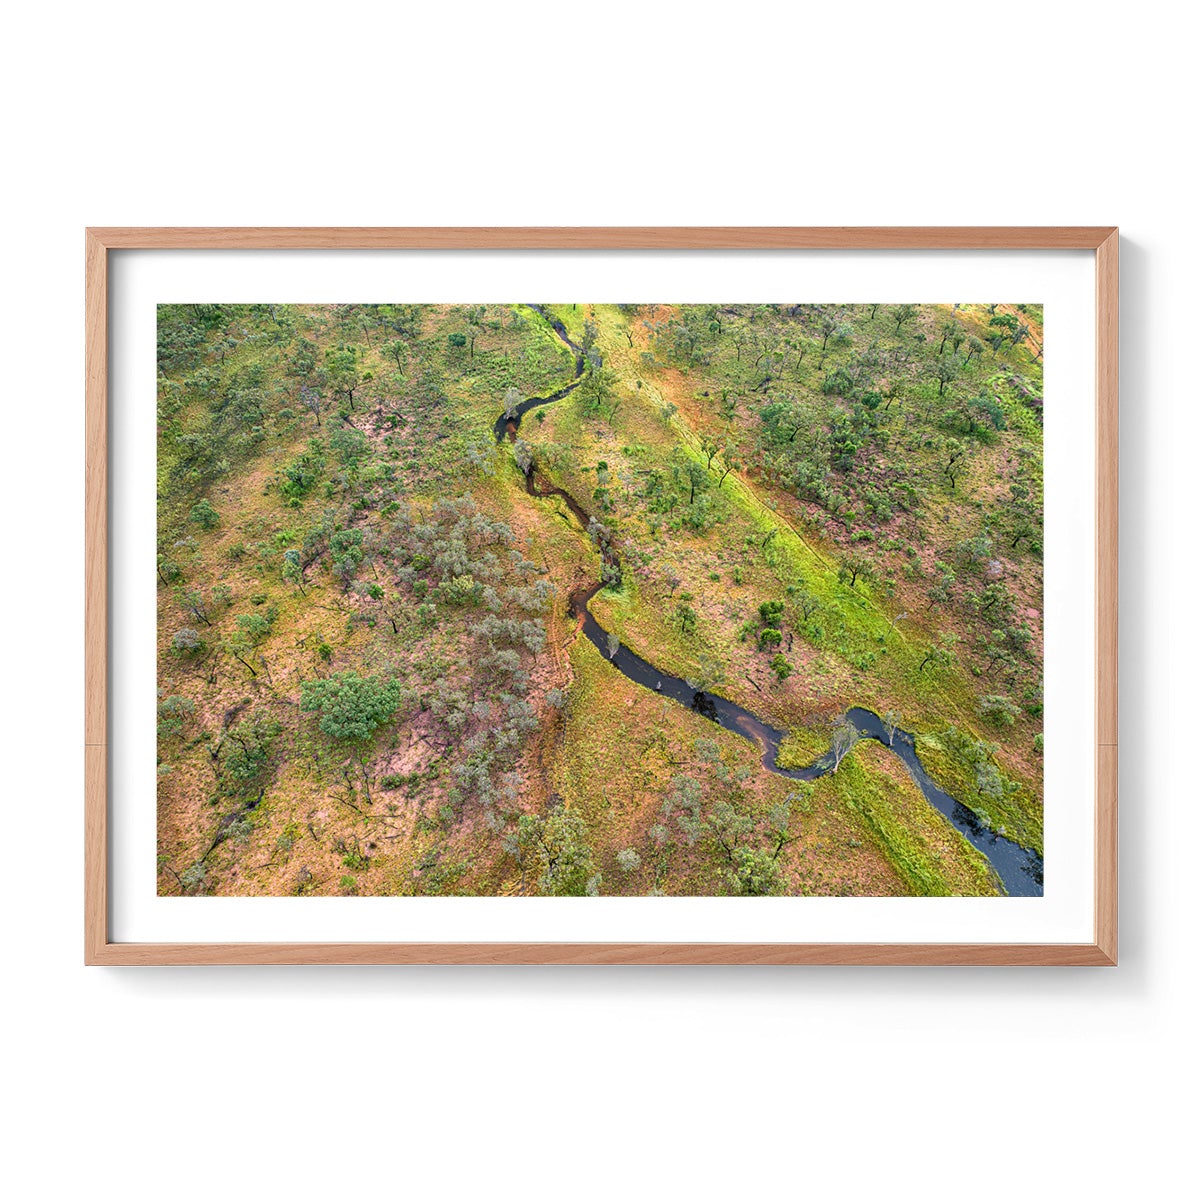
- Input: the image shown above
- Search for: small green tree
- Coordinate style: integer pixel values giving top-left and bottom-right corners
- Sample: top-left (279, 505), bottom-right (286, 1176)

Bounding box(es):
top-left (822, 366), bottom-right (855, 396)
top-left (234, 610), bottom-right (273, 644)
top-left (329, 425), bottom-right (369, 467)
top-left (892, 304), bottom-right (918, 335)
top-left (676, 601), bottom-right (698, 635)
top-left (300, 671), bottom-right (406, 743)
top-left (171, 627), bottom-right (205, 656)
top-left (686, 654), bottom-right (726, 694)
top-left (838, 555), bottom-right (873, 590)
top-left (979, 694), bottom-right (1021, 727)
top-left (157, 554), bottom-right (182, 584)
top-left (222, 626), bottom-right (260, 677)
top-left (177, 588), bottom-right (213, 626)
top-left (219, 711), bottom-right (281, 794)
top-left (681, 458), bottom-right (708, 506)
top-left (282, 548), bottom-right (306, 595)
top-left (382, 339), bottom-right (408, 372)
top-left (515, 810), bottom-right (597, 896)
top-left (298, 384), bottom-right (322, 427)
top-left (157, 694), bottom-right (195, 740)
top-left (616, 848), bottom-right (641, 874)
top-left (189, 499), bottom-right (219, 530)
top-left (919, 632), bottom-right (960, 673)
top-left (716, 449), bottom-right (740, 488)
top-left (788, 586), bottom-right (819, 623)
top-left (759, 628), bottom-right (782, 652)
top-left (942, 437), bottom-right (969, 491)
top-left (727, 845), bottom-right (784, 896)
top-left (881, 710), bottom-right (901, 746)
top-left (758, 599), bottom-right (785, 628)
top-left (931, 354), bottom-right (961, 396)
top-left (927, 561), bottom-right (956, 610)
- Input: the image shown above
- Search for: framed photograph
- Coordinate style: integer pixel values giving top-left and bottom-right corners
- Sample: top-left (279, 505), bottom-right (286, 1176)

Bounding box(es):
top-left (86, 227), bottom-right (1117, 964)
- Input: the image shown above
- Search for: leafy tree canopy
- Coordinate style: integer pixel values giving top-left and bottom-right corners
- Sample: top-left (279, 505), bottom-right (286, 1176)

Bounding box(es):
top-left (300, 671), bottom-right (406, 742)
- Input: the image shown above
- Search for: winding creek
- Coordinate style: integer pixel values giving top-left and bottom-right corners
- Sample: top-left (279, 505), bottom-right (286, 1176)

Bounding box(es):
top-left (496, 306), bottom-right (1044, 897)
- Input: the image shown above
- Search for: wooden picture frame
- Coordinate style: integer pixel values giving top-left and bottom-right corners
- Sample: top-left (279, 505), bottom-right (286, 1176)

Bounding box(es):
top-left (85, 226), bottom-right (1117, 965)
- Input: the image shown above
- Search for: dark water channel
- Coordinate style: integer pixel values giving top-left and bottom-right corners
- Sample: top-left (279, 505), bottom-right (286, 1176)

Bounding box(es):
top-left (496, 305), bottom-right (1044, 897)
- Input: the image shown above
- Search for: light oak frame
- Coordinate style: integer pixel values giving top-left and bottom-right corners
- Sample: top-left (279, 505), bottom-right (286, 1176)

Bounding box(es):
top-left (85, 227), bottom-right (1118, 965)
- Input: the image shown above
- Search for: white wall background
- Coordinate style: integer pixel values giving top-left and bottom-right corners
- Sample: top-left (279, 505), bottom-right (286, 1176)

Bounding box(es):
top-left (1, 3), bottom-right (1193, 1196)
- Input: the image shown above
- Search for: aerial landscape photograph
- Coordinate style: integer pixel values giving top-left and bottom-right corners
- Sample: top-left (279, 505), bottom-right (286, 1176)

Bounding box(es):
top-left (155, 299), bottom-right (1045, 899)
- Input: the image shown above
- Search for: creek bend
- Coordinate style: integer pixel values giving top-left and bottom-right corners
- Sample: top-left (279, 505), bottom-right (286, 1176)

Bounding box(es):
top-left (496, 306), bottom-right (1044, 897)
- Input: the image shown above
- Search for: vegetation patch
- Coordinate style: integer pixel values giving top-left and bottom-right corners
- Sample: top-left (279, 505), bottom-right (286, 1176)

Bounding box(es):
top-left (155, 300), bottom-right (1043, 896)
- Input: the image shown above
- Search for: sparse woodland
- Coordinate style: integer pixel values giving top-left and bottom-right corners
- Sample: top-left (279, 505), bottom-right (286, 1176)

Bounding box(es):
top-left (157, 300), bottom-right (1043, 897)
